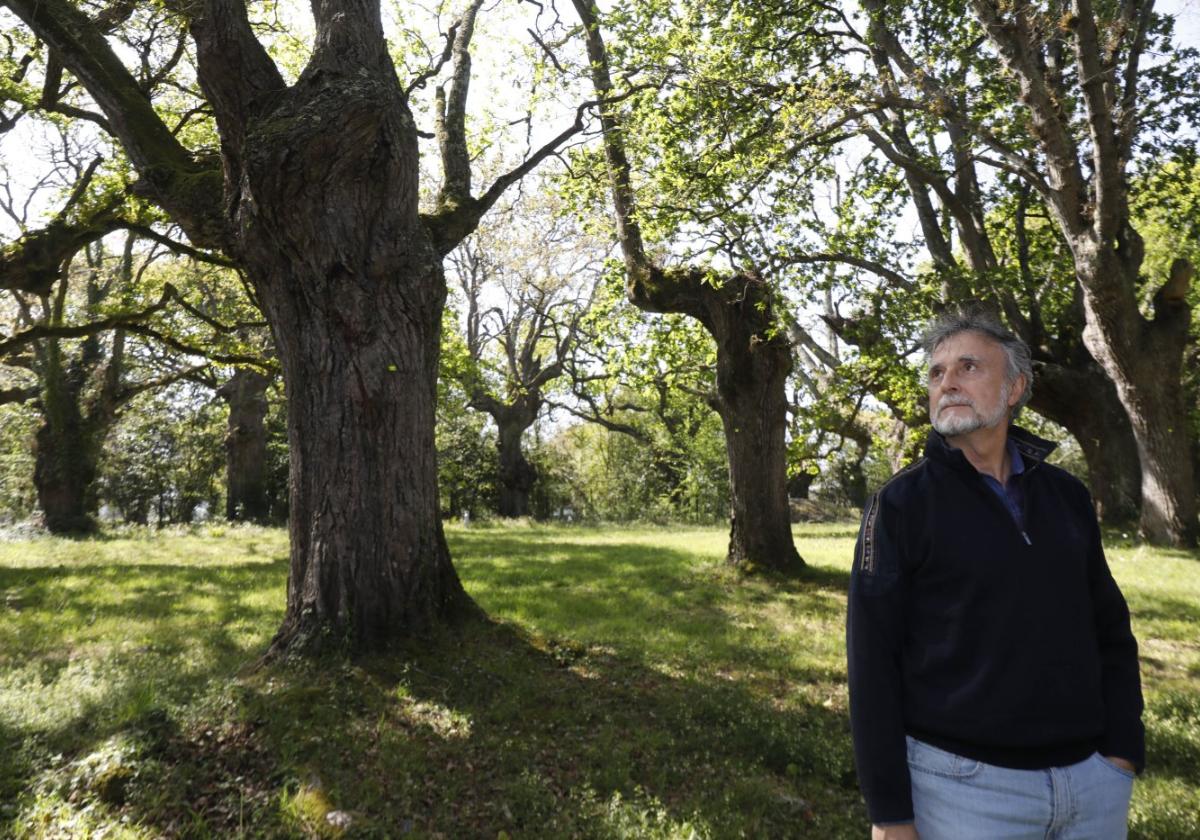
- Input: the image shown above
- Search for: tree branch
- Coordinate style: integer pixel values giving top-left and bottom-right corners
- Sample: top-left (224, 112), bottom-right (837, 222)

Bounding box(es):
top-left (968, 0), bottom-right (1089, 236)
top-left (436, 0), bottom-right (485, 210)
top-left (1072, 0), bottom-right (1124, 241)
top-left (570, 0), bottom-right (653, 285)
top-left (188, 0), bottom-right (286, 152)
top-left (119, 223), bottom-right (238, 268)
top-left (3, 0), bottom-right (226, 247)
top-left (786, 251), bottom-right (916, 292)
top-left (0, 283), bottom-right (176, 356)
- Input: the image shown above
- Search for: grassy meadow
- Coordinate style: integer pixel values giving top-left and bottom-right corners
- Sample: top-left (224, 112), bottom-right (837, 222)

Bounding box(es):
top-left (0, 522), bottom-right (1197, 838)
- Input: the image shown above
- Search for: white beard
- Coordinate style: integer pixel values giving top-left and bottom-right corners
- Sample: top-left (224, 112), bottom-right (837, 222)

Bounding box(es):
top-left (932, 379), bottom-right (1011, 436)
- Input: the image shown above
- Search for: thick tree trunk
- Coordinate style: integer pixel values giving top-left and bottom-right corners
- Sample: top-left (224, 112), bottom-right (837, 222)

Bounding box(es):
top-left (214, 53), bottom-right (475, 655)
top-left (496, 418), bottom-right (536, 518)
top-left (1076, 247), bottom-right (1196, 546)
top-left (33, 411), bottom-right (97, 534)
top-left (218, 368), bottom-right (271, 523)
top-left (33, 336), bottom-right (106, 534)
top-left (1030, 360), bottom-right (1141, 525)
top-left (711, 291), bottom-right (804, 574)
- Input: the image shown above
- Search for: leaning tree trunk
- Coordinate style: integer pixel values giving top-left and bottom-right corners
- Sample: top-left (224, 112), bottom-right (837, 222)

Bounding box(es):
top-left (218, 368), bottom-right (271, 523)
top-left (1076, 249), bottom-right (1196, 546)
top-left (1030, 360), bottom-right (1141, 525)
top-left (495, 418), bottom-right (537, 518)
top-left (198, 30), bottom-right (475, 655)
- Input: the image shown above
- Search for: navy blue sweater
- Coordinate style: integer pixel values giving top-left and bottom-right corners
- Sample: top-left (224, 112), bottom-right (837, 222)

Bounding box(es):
top-left (846, 426), bottom-right (1144, 825)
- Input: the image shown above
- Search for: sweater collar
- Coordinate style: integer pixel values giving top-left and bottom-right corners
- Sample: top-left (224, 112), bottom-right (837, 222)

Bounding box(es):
top-left (925, 423), bottom-right (1057, 473)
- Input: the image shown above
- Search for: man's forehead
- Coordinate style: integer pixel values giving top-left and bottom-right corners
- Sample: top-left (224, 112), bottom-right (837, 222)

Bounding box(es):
top-left (930, 331), bottom-right (1002, 361)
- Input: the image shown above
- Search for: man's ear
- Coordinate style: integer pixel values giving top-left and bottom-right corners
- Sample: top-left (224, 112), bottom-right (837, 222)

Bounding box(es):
top-left (1008, 374), bottom-right (1027, 408)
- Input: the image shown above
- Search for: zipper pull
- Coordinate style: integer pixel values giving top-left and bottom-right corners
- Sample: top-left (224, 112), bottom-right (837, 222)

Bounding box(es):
top-left (1021, 530), bottom-right (1032, 545)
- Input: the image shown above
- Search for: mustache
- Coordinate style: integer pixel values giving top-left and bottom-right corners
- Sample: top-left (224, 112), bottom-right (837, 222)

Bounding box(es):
top-left (937, 395), bottom-right (975, 412)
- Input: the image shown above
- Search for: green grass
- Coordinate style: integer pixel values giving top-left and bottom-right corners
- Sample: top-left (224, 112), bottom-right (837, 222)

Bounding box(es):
top-left (0, 521), bottom-right (1196, 838)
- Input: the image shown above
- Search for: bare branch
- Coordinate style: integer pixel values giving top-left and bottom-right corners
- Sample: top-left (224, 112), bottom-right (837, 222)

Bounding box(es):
top-left (404, 20), bottom-right (459, 97)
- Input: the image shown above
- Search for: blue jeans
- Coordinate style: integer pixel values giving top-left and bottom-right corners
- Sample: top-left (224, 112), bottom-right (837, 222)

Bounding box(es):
top-left (906, 736), bottom-right (1134, 839)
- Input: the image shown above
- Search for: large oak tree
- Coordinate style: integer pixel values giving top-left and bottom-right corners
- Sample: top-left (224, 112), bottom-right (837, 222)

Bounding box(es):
top-left (2, 0), bottom-right (588, 652)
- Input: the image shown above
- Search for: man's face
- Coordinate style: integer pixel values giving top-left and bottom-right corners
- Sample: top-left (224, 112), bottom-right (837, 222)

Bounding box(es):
top-left (927, 331), bottom-right (1023, 437)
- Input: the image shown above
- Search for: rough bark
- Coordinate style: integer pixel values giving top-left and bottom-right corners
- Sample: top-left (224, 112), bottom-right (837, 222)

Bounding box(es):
top-left (217, 368), bottom-right (271, 522)
top-left (207, 43), bottom-right (474, 653)
top-left (1077, 248), bottom-right (1195, 544)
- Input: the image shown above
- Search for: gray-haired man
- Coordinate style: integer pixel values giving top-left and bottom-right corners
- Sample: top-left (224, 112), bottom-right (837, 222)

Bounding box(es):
top-left (847, 308), bottom-right (1144, 839)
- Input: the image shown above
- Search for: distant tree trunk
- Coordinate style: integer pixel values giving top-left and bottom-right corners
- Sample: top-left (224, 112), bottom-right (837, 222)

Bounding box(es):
top-left (470, 395), bottom-right (539, 519)
top-left (124, 501), bottom-right (150, 526)
top-left (33, 330), bottom-right (117, 534)
top-left (175, 495), bottom-right (202, 524)
top-left (218, 368), bottom-right (271, 523)
top-left (33, 403), bottom-right (97, 533)
top-left (787, 470), bottom-right (815, 500)
top-left (1031, 360), bottom-right (1141, 524)
top-left (496, 416), bottom-right (536, 518)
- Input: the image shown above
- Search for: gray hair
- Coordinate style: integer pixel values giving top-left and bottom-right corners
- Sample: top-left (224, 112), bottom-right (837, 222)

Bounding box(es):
top-left (921, 307), bottom-right (1034, 416)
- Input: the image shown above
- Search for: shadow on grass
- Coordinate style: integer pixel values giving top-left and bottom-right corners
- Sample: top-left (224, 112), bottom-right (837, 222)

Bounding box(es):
top-left (0, 557), bottom-right (288, 826)
top-left (1127, 595), bottom-right (1200, 626)
top-left (4, 529), bottom-right (1197, 838)
top-left (2, 535), bottom-right (863, 837)
top-left (119, 616), bottom-right (865, 838)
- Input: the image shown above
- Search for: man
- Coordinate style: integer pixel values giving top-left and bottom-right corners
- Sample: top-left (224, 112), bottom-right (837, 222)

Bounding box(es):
top-left (846, 309), bottom-right (1144, 839)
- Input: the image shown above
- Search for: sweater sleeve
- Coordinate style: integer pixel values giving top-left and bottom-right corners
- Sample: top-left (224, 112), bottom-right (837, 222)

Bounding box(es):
top-left (847, 491), bottom-right (914, 824)
top-left (1082, 490), bottom-right (1145, 771)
